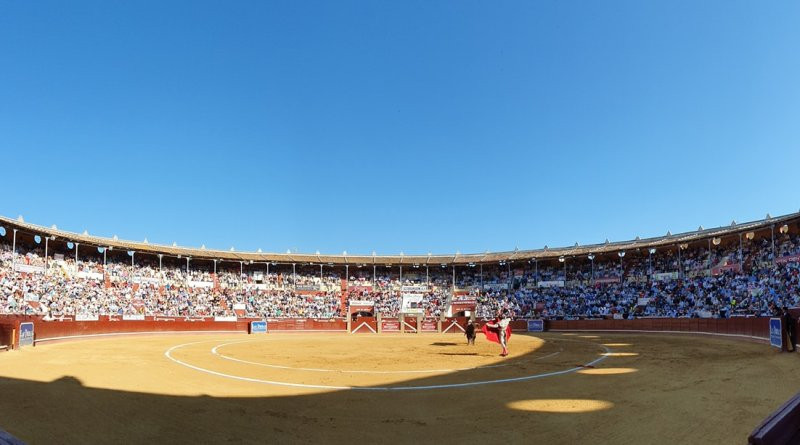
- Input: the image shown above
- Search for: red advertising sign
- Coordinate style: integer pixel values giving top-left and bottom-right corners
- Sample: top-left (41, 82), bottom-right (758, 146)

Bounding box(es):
top-left (421, 319), bottom-right (438, 332)
top-left (380, 319), bottom-right (401, 332)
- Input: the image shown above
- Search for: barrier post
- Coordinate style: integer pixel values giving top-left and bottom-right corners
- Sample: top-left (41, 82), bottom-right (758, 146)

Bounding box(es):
top-left (416, 315), bottom-right (421, 334)
top-left (377, 313), bottom-right (382, 333)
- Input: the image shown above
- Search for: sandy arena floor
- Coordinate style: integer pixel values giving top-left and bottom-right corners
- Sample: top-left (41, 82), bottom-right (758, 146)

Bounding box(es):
top-left (0, 332), bottom-right (798, 444)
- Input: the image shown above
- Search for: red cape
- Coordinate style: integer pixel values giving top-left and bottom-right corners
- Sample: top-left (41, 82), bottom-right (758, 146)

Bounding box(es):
top-left (482, 322), bottom-right (512, 344)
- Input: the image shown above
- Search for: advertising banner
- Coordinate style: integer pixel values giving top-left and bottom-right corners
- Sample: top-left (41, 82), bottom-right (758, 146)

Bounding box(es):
top-left (19, 322), bottom-right (34, 347)
top-left (401, 285), bottom-right (428, 293)
top-left (14, 264), bottom-right (45, 274)
top-left (776, 255), bottom-right (800, 265)
top-left (527, 320), bottom-right (544, 332)
top-left (483, 283), bottom-right (509, 291)
top-left (295, 284), bottom-right (320, 291)
top-left (75, 314), bottom-right (100, 321)
top-left (538, 280), bottom-right (565, 288)
top-left (188, 281), bottom-right (214, 289)
top-left (76, 271), bottom-right (103, 280)
top-left (214, 316), bottom-right (238, 322)
top-left (770, 318), bottom-right (783, 349)
top-left (250, 321), bottom-right (268, 334)
top-left (711, 263), bottom-right (742, 276)
top-left (421, 319), bottom-right (438, 332)
top-left (652, 272), bottom-right (679, 281)
top-left (401, 294), bottom-right (424, 314)
top-left (122, 314), bottom-right (145, 321)
top-left (380, 319), bottom-right (400, 332)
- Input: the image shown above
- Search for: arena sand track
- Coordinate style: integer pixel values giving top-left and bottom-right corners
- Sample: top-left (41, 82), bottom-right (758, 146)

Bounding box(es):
top-left (0, 332), bottom-right (798, 444)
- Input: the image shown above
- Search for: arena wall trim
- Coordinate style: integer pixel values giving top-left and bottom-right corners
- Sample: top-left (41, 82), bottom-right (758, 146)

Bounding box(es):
top-left (0, 315), bottom-right (779, 350)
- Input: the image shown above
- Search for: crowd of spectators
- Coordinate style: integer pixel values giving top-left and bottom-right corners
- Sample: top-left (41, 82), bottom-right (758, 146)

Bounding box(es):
top-left (3, 228), bottom-right (800, 321)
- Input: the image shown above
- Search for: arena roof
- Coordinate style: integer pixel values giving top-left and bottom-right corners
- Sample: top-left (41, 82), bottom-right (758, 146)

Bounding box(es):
top-left (0, 212), bottom-right (798, 266)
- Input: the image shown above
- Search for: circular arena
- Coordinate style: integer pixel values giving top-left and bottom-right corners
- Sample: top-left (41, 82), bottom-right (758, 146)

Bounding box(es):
top-left (2, 213), bottom-right (800, 444)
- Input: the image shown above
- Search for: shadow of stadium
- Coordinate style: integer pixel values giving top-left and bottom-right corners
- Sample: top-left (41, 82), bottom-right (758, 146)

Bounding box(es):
top-left (0, 337), bottom-right (621, 445)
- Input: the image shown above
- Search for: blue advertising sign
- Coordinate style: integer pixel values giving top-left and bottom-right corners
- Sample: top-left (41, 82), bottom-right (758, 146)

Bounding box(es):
top-left (770, 318), bottom-right (783, 349)
top-left (250, 321), bottom-right (268, 334)
top-left (527, 319), bottom-right (544, 332)
top-left (19, 322), bottom-right (34, 348)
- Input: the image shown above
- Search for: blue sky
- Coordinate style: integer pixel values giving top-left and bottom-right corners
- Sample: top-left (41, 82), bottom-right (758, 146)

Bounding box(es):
top-left (1, 1), bottom-right (799, 255)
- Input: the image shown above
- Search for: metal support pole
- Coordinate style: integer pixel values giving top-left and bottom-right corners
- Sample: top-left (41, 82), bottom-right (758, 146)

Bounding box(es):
top-left (75, 242), bottom-right (79, 264)
top-left (186, 257), bottom-right (190, 274)
top-left (373, 265), bottom-right (376, 287)
top-left (44, 236), bottom-right (49, 275)
top-left (320, 264), bottom-right (323, 282)
top-left (158, 254), bottom-right (163, 273)
top-left (480, 263), bottom-right (483, 289)
top-left (240, 261), bottom-right (243, 277)
top-left (771, 225), bottom-right (775, 259)
top-left (131, 251), bottom-right (134, 267)
top-left (346, 264), bottom-right (349, 288)
top-left (11, 229), bottom-right (17, 271)
top-left (292, 263), bottom-right (296, 290)
top-left (534, 260), bottom-right (537, 285)
top-left (213, 259), bottom-right (217, 274)
top-left (707, 238), bottom-right (712, 268)
top-left (739, 233), bottom-right (743, 263)
top-left (677, 246), bottom-right (682, 277)
top-left (452, 265), bottom-right (456, 290)
top-left (103, 248), bottom-right (107, 267)
top-left (426, 265), bottom-right (429, 286)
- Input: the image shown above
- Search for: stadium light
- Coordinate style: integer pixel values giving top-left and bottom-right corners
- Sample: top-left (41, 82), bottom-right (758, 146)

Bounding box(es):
top-left (558, 256), bottom-right (565, 263)
top-left (617, 251), bottom-right (625, 258)
top-left (649, 248), bottom-right (656, 254)
top-left (712, 237), bottom-right (721, 246)
top-left (745, 232), bottom-right (755, 240)
top-left (780, 224), bottom-right (789, 234)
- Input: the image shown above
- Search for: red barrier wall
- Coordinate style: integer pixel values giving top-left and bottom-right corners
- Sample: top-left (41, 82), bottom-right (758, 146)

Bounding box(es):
top-left (546, 317), bottom-right (771, 339)
top-left (0, 315), bottom-right (347, 348)
top-left (0, 315), bottom-right (774, 350)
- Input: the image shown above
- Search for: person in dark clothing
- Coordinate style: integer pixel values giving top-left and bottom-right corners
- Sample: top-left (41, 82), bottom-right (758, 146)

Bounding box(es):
top-left (783, 307), bottom-right (796, 352)
top-left (465, 320), bottom-right (476, 345)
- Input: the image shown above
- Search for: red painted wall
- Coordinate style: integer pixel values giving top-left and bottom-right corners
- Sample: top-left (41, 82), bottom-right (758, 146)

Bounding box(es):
top-left (0, 315), bottom-right (773, 350)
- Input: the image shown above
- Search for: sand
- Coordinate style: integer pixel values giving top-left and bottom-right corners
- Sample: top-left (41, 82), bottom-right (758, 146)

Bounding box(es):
top-left (0, 332), bottom-right (797, 444)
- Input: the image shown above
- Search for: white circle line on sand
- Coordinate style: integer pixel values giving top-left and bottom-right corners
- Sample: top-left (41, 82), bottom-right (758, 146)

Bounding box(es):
top-left (164, 339), bottom-right (608, 391)
top-left (210, 339), bottom-right (526, 374)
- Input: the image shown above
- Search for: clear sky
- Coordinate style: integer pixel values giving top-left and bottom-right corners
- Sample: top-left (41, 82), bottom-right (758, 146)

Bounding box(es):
top-left (1, 1), bottom-right (799, 255)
